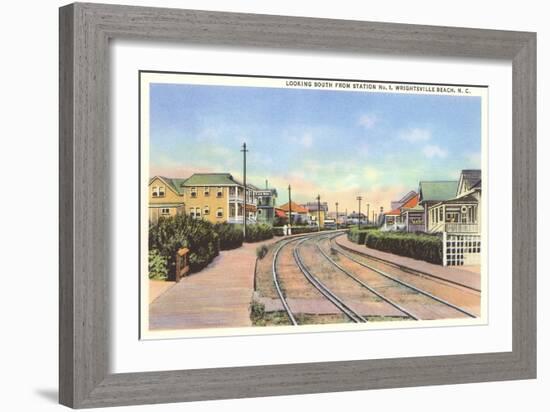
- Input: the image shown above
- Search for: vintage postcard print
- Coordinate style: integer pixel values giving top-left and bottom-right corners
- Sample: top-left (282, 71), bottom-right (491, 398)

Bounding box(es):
top-left (140, 71), bottom-right (488, 339)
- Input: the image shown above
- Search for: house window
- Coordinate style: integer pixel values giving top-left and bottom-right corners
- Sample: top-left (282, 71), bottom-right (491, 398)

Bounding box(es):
top-left (158, 186), bottom-right (165, 197)
top-left (204, 206), bottom-right (210, 215)
top-left (190, 187), bottom-right (197, 198)
top-left (216, 208), bottom-right (223, 218)
top-left (204, 187), bottom-right (210, 196)
top-left (439, 208), bottom-right (443, 222)
top-left (195, 207), bottom-right (201, 218)
top-left (152, 186), bottom-right (159, 197)
top-left (161, 208), bottom-right (170, 215)
top-left (229, 187), bottom-right (236, 197)
top-left (189, 207), bottom-right (195, 218)
top-left (216, 187), bottom-right (223, 197)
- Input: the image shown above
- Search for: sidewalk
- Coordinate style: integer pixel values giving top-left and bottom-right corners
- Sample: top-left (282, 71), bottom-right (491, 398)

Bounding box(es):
top-left (149, 239), bottom-right (275, 330)
top-left (335, 235), bottom-right (481, 291)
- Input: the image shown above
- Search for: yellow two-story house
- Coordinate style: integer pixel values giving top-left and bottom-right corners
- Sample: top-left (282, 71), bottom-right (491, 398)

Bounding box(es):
top-left (148, 176), bottom-right (186, 224)
top-left (148, 173), bottom-right (258, 225)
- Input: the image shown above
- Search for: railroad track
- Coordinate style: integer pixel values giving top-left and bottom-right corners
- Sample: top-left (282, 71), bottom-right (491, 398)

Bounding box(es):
top-left (272, 231), bottom-right (366, 325)
top-left (332, 233), bottom-right (481, 293)
top-left (293, 236), bottom-right (367, 323)
top-left (321, 233), bottom-right (477, 319)
top-left (314, 236), bottom-right (419, 319)
top-left (271, 236), bottom-right (300, 326)
top-left (271, 230), bottom-right (476, 326)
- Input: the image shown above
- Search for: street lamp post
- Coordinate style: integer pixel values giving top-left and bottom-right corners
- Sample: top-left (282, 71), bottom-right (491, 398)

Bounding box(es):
top-left (366, 203), bottom-right (370, 226)
top-left (335, 202), bottom-right (339, 230)
top-left (316, 194), bottom-right (321, 232)
top-left (356, 196), bottom-right (363, 229)
top-left (288, 184), bottom-right (292, 234)
top-left (241, 142), bottom-right (248, 239)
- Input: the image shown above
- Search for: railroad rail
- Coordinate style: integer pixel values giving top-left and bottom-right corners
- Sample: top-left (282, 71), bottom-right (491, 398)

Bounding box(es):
top-left (292, 236), bottom-right (367, 323)
top-left (324, 234), bottom-right (477, 319)
top-left (271, 236), bottom-right (301, 326)
top-left (314, 237), bottom-right (419, 319)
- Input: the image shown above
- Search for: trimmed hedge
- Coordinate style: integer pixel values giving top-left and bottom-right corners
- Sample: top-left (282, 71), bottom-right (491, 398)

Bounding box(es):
top-left (149, 214), bottom-right (220, 276)
top-left (364, 230), bottom-right (442, 264)
top-left (272, 226), bottom-right (322, 236)
top-left (244, 223), bottom-right (274, 242)
top-left (347, 226), bottom-right (378, 244)
top-left (214, 222), bottom-right (244, 250)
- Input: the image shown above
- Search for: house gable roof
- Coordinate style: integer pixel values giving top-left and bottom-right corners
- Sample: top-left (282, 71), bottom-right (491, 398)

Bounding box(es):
top-left (183, 173), bottom-right (238, 186)
top-left (303, 201), bottom-right (329, 212)
top-left (149, 176), bottom-right (186, 195)
top-left (457, 169), bottom-right (481, 195)
top-left (419, 181), bottom-right (458, 203)
top-left (400, 193), bottom-right (419, 210)
top-left (385, 208), bottom-right (401, 216)
top-left (278, 201), bottom-right (308, 214)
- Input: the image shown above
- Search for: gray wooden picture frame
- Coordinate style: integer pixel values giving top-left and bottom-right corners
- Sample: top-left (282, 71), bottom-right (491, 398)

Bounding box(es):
top-left (59, 2), bottom-right (536, 409)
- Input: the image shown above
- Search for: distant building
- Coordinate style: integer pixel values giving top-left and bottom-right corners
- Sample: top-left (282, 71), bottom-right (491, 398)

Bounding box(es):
top-left (347, 211), bottom-right (367, 225)
top-left (418, 180), bottom-right (458, 232)
top-left (381, 208), bottom-right (403, 231)
top-left (278, 201), bottom-right (310, 224)
top-left (148, 176), bottom-right (186, 224)
top-left (382, 191), bottom-right (417, 231)
top-left (255, 187), bottom-right (278, 224)
top-left (148, 173), bottom-right (262, 225)
top-left (391, 190), bottom-right (417, 211)
top-left (426, 170), bottom-right (481, 234)
top-left (303, 201), bottom-right (329, 227)
top-left (400, 193), bottom-right (424, 232)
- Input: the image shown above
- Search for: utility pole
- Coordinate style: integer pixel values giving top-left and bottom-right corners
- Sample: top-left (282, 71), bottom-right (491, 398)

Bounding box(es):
top-left (335, 202), bottom-right (339, 230)
top-left (366, 203), bottom-right (370, 226)
top-left (356, 196), bottom-right (363, 229)
top-left (288, 184), bottom-right (292, 232)
top-left (241, 142), bottom-right (248, 239)
top-left (316, 194), bottom-right (321, 232)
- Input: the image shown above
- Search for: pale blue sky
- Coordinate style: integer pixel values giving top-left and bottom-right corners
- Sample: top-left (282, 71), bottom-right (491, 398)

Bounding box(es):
top-left (149, 81), bottom-right (481, 213)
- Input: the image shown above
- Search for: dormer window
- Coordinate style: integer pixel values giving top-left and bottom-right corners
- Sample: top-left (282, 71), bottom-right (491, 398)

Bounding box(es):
top-left (152, 186), bottom-right (165, 197)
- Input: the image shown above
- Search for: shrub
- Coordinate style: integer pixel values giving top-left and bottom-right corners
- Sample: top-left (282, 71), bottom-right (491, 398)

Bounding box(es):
top-left (148, 249), bottom-right (168, 280)
top-left (273, 225), bottom-right (323, 236)
top-left (364, 230), bottom-right (443, 264)
top-left (347, 226), bottom-right (378, 244)
top-left (149, 214), bottom-right (219, 276)
top-left (256, 244), bottom-right (268, 260)
top-left (244, 223), bottom-right (274, 242)
top-left (250, 299), bottom-right (266, 323)
top-left (214, 222), bottom-right (244, 250)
